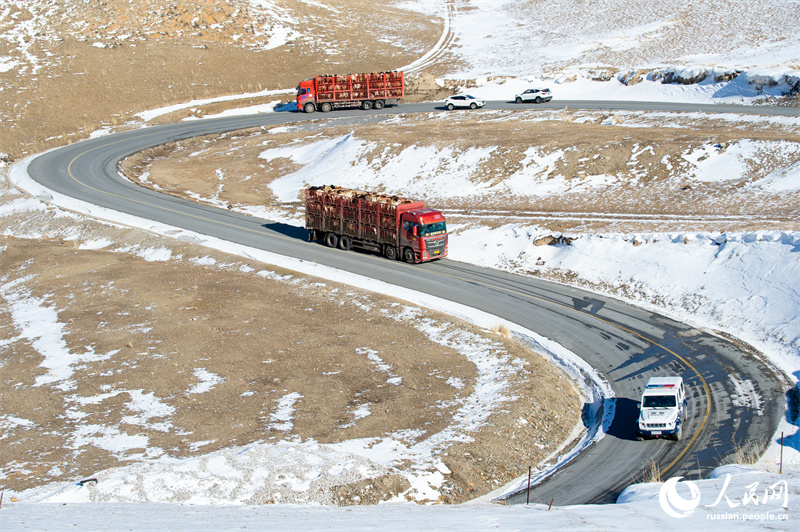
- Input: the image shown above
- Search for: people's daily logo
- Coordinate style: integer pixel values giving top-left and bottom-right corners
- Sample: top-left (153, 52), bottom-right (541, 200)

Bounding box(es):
top-left (658, 474), bottom-right (788, 521)
top-left (659, 476), bottom-right (701, 518)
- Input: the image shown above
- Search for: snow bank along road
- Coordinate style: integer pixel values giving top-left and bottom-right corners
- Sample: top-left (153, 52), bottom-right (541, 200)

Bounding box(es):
top-left (19, 101), bottom-right (790, 505)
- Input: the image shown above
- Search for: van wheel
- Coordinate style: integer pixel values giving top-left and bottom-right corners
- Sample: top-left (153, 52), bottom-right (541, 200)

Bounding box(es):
top-left (403, 248), bottom-right (416, 264)
top-left (385, 245), bottom-right (398, 261)
top-left (338, 235), bottom-right (352, 251)
top-left (325, 233), bottom-right (338, 248)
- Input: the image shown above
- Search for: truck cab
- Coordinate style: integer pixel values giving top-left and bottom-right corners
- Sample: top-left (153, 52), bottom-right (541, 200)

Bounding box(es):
top-left (400, 209), bottom-right (448, 263)
top-left (636, 377), bottom-right (687, 441)
top-left (296, 80), bottom-right (316, 113)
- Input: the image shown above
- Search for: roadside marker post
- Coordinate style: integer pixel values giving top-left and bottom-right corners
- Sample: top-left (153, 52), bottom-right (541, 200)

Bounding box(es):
top-left (526, 466), bottom-right (531, 504)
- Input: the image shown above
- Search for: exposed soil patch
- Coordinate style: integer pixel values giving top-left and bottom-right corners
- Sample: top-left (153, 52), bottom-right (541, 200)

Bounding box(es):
top-left (0, 188), bottom-right (581, 503)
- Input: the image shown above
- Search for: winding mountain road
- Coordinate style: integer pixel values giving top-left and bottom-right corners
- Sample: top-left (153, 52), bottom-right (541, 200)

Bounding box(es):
top-left (20, 100), bottom-right (791, 505)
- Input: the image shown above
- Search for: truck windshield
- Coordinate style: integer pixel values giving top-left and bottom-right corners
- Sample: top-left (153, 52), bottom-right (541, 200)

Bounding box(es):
top-left (419, 221), bottom-right (446, 236)
top-left (643, 395), bottom-right (677, 408)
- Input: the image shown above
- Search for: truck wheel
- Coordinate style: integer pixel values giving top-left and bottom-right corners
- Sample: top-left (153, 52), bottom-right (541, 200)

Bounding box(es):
top-left (320, 102), bottom-right (332, 113)
top-left (338, 235), bottom-right (352, 251)
top-left (403, 248), bottom-right (416, 264)
top-left (374, 100), bottom-right (384, 109)
top-left (361, 100), bottom-right (373, 110)
top-left (303, 102), bottom-right (316, 113)
top-left (325, 233), bottom-right (338, 248)
top-left (385, 246), bottom-right (398, 261)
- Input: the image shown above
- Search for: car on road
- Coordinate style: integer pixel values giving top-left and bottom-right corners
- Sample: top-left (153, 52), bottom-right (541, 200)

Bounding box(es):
top-left (444, 94), bottom-right (486, 110)
top-left (515, 88), bottom-right (552, 104)
top-left (636, 376), bottom-right (687, 441)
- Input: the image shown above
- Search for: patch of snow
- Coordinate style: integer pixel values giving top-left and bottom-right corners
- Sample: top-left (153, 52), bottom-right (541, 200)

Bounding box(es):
top-left (752, 161), bottom-right (800, 192)
top-left (267, 392), bottom-right (302, 432)
top-left (187, 369), bottom-right (224, 395)
top-left (0, 275), bottom-right (118, 391)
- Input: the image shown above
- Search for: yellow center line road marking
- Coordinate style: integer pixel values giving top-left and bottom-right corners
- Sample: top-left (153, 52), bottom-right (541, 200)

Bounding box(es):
top-left (429, 267), bottom-right (712, 479)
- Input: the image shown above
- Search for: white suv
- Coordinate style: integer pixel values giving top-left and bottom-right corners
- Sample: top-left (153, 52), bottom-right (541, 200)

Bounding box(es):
top-left (636, 377), bottom-right (687, 441)
top-left (515, 88), bottom-right (552, 104)
top-left (444, 94), bottom-right (486, 110)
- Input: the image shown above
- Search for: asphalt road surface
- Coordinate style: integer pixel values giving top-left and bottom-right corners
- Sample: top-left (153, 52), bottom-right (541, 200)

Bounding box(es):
top-left (21, 100), bottom-right (792, 505)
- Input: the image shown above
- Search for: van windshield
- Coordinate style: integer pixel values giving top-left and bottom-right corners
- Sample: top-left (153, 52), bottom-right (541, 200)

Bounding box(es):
top-left (420, 221), bottom-right (446, 236)
top-left (643, 395), bottom-right (677, 408)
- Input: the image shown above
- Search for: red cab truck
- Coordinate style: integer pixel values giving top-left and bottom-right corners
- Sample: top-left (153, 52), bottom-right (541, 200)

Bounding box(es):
top-left (305, 186), bottom-right (447, 264)
top-left (296, 72), bottom-right (404, 113)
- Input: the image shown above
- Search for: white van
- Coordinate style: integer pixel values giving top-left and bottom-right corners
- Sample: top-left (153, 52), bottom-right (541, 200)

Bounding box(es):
top-left (636, 377), bottom-right (687, 441)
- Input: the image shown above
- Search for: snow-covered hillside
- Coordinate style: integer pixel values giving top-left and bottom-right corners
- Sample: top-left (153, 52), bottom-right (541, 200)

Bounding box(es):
top-left (2, 0), bottom-right (799, 530)
top-left (402, 0), bottom-right (800, 99)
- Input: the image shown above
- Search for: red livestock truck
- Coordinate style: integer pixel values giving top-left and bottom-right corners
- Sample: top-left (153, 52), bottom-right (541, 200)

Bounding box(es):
top-left (305, 186), bottom-right (447, 264)
top-left (296, 72), bottom-right (404, 113)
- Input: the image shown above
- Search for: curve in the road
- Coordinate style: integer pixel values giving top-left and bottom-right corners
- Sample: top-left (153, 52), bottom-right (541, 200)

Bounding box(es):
top-left (17, 101), bottom-right (790, 505)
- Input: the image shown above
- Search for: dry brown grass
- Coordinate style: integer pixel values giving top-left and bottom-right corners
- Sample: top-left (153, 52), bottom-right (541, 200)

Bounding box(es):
top-left (643, 460), bottom-right (662, 483)
top-left (727, 440), bottom-right (768, 466)
top-left (492, 323), bottom-right (512, 339)
top-left (0, 0), bottom-right (441, 159)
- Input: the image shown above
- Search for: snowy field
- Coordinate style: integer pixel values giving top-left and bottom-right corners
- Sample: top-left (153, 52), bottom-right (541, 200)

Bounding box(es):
top-left (1, 466), bottom-right (795, 531)
top-left (3, 0), bottom-right (800, 529)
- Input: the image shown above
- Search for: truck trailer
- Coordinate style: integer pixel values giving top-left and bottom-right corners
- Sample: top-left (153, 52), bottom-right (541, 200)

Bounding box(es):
top-left (296, 72), bottom-right (404, 113)
top-left (305, 186), bottom-right (447, 264)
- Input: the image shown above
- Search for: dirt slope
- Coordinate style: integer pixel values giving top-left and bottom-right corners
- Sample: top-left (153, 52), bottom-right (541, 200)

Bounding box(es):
top-left (0, 0), bottom-right (440, 158)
